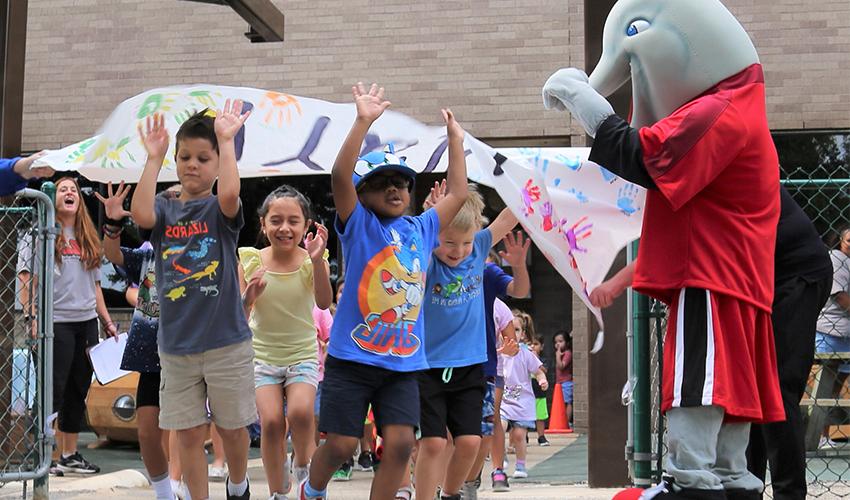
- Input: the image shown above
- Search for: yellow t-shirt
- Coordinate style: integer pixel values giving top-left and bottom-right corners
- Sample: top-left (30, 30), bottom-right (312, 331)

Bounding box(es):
top-left (238, 247), bottom-right (325, 367)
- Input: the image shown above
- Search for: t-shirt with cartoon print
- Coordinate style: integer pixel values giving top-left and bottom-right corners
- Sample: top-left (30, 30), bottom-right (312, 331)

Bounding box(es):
top-left (423, 229), bottom-right (492, 368)
top-left (151, 195), bottom-right (252, 355)
top-left (119, 246), bottom-right (161, 373)
top-left (330, 202), bottom-right (440, 372)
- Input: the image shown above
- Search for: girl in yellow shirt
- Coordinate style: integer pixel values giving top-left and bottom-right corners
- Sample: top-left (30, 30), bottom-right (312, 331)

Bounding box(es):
top-left (239, 186), bottom-right (333, 499)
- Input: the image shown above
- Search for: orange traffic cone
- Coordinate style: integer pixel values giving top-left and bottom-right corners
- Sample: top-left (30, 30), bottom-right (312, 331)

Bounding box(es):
top-left (547, 382), bottom-right (573, 434)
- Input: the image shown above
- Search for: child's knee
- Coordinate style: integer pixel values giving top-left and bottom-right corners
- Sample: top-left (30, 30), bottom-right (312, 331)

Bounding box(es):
top-left (382, 436), bottom-right (416, 462)
top-left (324, 436), bottom-right (359, 463)
top-left (286, 403), bottom-right (313, 426)
top-left (177, 425), bottom-right (207, 447)
top-left (418, 437), bottom-right (446, 456)
top-left (215, 425), bottom-right (247, 442)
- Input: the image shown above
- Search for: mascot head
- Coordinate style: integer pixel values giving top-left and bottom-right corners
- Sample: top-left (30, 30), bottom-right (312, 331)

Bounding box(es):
top-left (589, 0), bottom-right (759, 128)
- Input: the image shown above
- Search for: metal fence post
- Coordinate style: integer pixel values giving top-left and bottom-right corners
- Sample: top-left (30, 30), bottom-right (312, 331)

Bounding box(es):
top-left (630, 241), bottom-right (652, 486)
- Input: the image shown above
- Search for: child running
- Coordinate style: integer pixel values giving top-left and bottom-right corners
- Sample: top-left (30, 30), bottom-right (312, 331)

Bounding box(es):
top-left (131, 104), bottom-right (256, 500)
top-left (414, 182), bottom-right (518, 500)
top-left (239, 185), bottom-right (332, 499)
top-left (530, 334), bottom-right (550, 446)
top-left (499, 315), bottom-right (548, 479)
top-left (300, 82), bottom-right (468, 500)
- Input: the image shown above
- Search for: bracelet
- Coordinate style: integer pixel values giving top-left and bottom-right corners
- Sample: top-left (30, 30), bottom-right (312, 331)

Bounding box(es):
top-left (102, 224), bottom-right (123, 239)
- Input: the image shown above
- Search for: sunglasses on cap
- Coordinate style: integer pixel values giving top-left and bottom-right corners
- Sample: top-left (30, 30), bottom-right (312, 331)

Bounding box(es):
top-left (361, 173), bottom-right (413, 192)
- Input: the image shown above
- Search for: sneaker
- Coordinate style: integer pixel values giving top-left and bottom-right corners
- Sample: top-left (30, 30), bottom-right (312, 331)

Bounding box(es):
top-left (538, 436), bottom-right (550, 447)
top-left (293, 465), bottom-right (310, 485)
top-left (461, 479), bottom-right (479, 500)
top-left (395, 485), bottom-right (414, 500)
top-left (209, 463), bottom-right (228, 482)
top-left (819, 436), bottom-right (843, 449)
top-left (48, 462), bottom-right (64, 477)
top-left (356, 451), bottom-right (375, 471)
top-left (57, 452), bottom-right (100, 474)
top-left (174, 482), bottom-right (189, 500)
top-left (297, 477), bottom-right (327, 499)
top-left (331, 460), bottom-right (353, 481)
top-left (440, 494), bottom-right (461, 500)
top-left (225, 476), bottom-right (251, 500)
top-left (513, 464), bottom-right (528, 479)
top-left (491, 469), bottom-right (510, 492)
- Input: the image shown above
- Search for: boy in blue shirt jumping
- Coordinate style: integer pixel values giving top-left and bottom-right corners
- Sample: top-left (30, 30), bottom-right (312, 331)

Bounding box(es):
top-left (299, 82), bottom-right (468, 500)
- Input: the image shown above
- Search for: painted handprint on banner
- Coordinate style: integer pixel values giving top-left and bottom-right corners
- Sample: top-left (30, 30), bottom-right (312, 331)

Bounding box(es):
top-left (521, 179), bottom-right (542, 217)
top-left (540, 202), bottom-right (555, 232)
top-left (556, 153), bottom-right (582, 172)
top-left (258, 91), bottom-right (302, 127)
top-left (567, 188), bottom-right (589, 204)
top-left (617, 184), bottom-right (640, 216)
top-left (559, 216), bottom-right (593, 255)
top-left (599, 165), bottom-right (617, 184)
top-left (136, 93), bottom-right (179, 119)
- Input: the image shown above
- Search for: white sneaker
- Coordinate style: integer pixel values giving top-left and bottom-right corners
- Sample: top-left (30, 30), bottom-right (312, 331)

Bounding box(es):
top-left (819, 436), bottom-right (844, 449)
top-left (269, 493), bottom-right (288, 500)
top-left (209, 463), bottom-right (228, 482)
top-left (512, 466), bottom-right (528, 479)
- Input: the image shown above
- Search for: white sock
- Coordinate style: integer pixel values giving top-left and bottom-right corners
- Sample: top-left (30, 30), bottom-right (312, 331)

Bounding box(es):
top-left (169, 479), bottom-right (180, 491)
top-left (151, 474), bottom-right (173, 499)
top-left (227, 477), bottom-right (248, 496)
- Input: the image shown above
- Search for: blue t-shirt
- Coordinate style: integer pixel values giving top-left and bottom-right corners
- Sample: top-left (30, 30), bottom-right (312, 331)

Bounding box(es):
top-left (119, 247), bottom-right (161, 373)
top-left (484, 262), bottom-right (513, 377)
top-left (0, 157), bottom-right (26, 197)
top-left (424, 229), bottom-right (492, 368)
top-left (330, 202), bottom-right (440, 372)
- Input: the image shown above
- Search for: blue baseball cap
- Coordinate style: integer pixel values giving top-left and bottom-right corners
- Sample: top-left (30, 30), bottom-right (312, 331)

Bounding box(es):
top-left (352, 143), bottom-right (417, 190)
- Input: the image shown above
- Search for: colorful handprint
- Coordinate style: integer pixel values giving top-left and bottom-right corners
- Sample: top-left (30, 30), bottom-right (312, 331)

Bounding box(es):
top-left (559, 216), bottom-right (593, 254)
top-left (617, 184), bottom-right (640, 216)
top-left (521, 179), bottom-right (542, 217)
top-left (540, 201), bottom-right (556, 232)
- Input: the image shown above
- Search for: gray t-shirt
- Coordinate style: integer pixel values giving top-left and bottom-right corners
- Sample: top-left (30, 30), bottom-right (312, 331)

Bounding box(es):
top-left (17, 226), bottom-right (99, 323)
top-left (817, 249), bottom-right (850, 338)
top-left (151, 194), bottom-right (252, 355)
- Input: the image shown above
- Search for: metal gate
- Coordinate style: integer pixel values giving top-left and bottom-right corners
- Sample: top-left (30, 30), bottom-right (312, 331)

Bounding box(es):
top-left (0, 186), bottom-right (55, 500)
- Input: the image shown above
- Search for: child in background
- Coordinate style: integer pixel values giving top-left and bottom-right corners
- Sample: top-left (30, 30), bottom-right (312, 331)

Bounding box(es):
top-left (554, 331), bottom-right (574, 428)
top-left (313, 303), bottom-right (332, 446)
top-left (131, 104), bottom-right (256, 500)
top-left (300, 82), bottom-right (469, 500)
top-left (239, 185), bottom-right (332, 499)
top-left (530, 334), bottom-right (550, 446)
top-left (414, 182), bottom-right (518, 500)
top-left (499, 320), bottom-right (548, 479)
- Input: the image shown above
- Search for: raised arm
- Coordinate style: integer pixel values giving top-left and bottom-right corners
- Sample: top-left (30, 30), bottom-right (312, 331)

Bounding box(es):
top-left (432, 109), bottom-right (468, 227)
top-left (306, 222), bottom-right (333, 310)
top-left (95, 181), bottom-right (132, 267)
top-left (487, 207), bottom-right (518, 246)
top-left (214, 99), bottom-right (251, 219)
top-left (131, 113), bottom-right (169, 229)
top-left (501, 231), bottom-right (531, 298)
top-left (332, 83), bottom-right (391, 224)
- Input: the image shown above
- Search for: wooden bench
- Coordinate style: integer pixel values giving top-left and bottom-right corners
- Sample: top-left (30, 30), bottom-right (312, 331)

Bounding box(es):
top-left (802, 352), bottom-right (850, 451)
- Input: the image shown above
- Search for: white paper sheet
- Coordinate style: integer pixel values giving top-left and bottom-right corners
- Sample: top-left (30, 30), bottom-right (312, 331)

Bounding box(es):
top-left (87, 332), bottom-right (131, 385)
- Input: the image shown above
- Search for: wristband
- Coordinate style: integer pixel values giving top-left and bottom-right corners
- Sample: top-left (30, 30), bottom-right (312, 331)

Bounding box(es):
top-left (104, 215), bottom-right (127, 227)
top-left (102, 224), bottom-right (123, 239)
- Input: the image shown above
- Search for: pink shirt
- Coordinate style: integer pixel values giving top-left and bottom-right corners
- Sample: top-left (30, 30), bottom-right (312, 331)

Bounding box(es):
top-left (493, 298), bottom-right (514, 378)
top-left (312, 306), bottom-right (333, 382)
top-left (500, 345), bottom-right (543, 422)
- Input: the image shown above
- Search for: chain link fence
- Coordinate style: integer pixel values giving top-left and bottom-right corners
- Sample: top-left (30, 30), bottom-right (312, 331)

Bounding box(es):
top-left (0, 188), bottom-right (56, 500)
top-left (631, 163), bottom-right (850, 498)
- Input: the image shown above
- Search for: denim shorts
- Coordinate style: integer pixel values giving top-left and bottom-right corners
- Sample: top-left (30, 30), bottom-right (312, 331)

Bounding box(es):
top-left (561, 381), bottom-right (574, 404)
top-left (504, 419), bottom-right (536, 430)
top-left (254, 359), bottom-right (320, 389)
top-left (816, 332), bottom-right (850, 374)
top-left (480, 379), bottom-right (496, 436)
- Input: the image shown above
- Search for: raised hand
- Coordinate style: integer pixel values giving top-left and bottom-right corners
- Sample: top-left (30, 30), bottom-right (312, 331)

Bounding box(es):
top-left (422, 179), bottom-right (447, 210)
top-left (243, 268), bottom-right (268, 307)
top-left (352, 82), bottom-right (391, 123)
top-left (214, 99), bottom-right (251, 141)
top-left (94, 181), bottom-right (132, 221)
top-left (442, 108), bottom-right (465, 142)
top-left (137, 113), bottom-right (170, 159)
top-left (498, 337), bottom-right (520, 356)
top-left (14, 151), bottom-right (54, 180)
top-left (499, 231), bottom-right (531, 268)
top-left (305, 222), bottom-right (329, 262)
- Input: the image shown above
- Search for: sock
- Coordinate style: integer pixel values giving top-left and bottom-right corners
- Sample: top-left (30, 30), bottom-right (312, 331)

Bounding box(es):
top-left (61, 452), bottom-right (74, 459)
top-left (227, 477), bottom-right (248, 496)
top-left (304, 480), bottom-right (327, 498)
top-left (151, 473), bottom-right (173, 499)
top-left (170, 479), bottom-right (180, 492)
top-left (516, 459), bottom-right (526, 468)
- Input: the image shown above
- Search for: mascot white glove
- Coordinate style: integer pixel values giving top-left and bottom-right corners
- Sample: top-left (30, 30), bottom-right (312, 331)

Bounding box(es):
top-left (542, 68), bottom-right (615, 138)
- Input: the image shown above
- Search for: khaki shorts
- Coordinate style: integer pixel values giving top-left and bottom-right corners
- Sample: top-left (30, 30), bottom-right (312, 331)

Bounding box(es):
top-left (159, 340), bottom-right (257, 430)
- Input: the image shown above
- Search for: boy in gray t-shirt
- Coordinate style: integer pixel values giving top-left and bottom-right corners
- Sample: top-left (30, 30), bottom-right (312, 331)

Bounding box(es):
top-left (130, 103), bottom-right (255, 500)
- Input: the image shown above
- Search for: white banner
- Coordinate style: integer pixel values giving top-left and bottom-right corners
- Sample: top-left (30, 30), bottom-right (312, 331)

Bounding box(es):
top-left (38, 85), bottom-right (645, 346)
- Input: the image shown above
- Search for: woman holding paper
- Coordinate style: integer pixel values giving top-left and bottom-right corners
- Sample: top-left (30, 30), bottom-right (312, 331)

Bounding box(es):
top-left (17, 176), bottom-right (117, 475)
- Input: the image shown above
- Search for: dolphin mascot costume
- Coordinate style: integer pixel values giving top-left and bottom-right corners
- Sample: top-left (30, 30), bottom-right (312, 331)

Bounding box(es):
top-left (543, 1), bottom-right (783, 499)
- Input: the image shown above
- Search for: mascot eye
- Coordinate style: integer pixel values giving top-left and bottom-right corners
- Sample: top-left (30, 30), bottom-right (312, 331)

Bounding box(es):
top-left (627, 19), bottom-right (650, 37)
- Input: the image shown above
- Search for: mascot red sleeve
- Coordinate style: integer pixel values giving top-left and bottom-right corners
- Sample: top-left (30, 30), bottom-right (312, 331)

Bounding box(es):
top-left (543, 1), bottom-right (782, 498)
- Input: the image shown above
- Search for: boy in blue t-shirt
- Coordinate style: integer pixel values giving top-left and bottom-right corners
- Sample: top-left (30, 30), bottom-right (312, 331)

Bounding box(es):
top-left (413, 182), bottom-right (522, 500)
top-left (300, 82), bottom-right (469, 500)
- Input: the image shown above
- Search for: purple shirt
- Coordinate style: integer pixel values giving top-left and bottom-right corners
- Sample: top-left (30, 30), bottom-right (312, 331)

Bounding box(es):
top-left (499, 344), bottom-right (542, 422)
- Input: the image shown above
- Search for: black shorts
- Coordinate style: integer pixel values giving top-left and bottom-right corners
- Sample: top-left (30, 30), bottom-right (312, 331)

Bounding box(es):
top-left (136, 371), bottom-right (161, 408)
top-left (418, 364), bottom-right (485, 439)
top-left (319, 355), bottom-right (420, 438)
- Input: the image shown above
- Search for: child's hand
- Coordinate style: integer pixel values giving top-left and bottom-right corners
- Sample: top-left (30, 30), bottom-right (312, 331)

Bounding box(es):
top-left (442, 108), bottom-right (465, 142)
top-left (353, 82), bottom-right (391, 123)
top-left (305, 222), bottom-right (329, 262)
top-left (214, 99), bottom-right (251, 141)
top-left (498, 337), bottom-right (519, 356)
top-left (539, 377), bottom-right (549, 392)
top-left (137, 113), bottom-right (170, 160)
top-left (499, 231), bottom-right (531, 268)
top-left (94, 181), bottom-right (132, 221)
top-left (14, 151), bottom-right (54, 180)
top-left (243, 268), bottom-right (267, 306)
top-left (422, 179), bottom-right (447, 210)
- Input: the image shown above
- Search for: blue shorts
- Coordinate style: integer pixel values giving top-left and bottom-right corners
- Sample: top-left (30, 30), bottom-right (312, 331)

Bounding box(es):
top-left (495, 375), bottom-right (505, 389)
top-left (480, 380), bottom-right (496, 436)
top-left (314, 381), bottom-right (322, 416)
top-left (319, 355), bottom-right (419, 438)
top-left (561, 381), bottom-right (574, 404)
top-left (504, 419), bottom-right (536, 431)
top-left (816, 332), bottom-right (850, 374)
